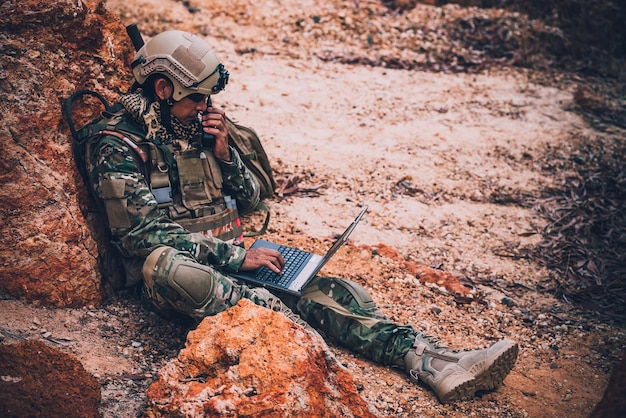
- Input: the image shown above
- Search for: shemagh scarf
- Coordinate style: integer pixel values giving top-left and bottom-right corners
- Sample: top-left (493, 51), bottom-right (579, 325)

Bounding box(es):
top-left (119, 91), bottom-right (202, 148)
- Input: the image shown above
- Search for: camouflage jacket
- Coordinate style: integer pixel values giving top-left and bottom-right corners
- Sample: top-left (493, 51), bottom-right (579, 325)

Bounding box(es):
top-left (87, 105), bottom-right (260, 274)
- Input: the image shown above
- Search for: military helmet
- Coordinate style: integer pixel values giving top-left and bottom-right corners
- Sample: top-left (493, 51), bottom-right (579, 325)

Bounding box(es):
top-left (131, 30), bottom-right (229, 101)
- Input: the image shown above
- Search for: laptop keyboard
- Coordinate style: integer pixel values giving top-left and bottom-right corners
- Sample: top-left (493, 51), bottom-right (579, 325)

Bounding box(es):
top-left (256, 245), bottom-right (310, 286)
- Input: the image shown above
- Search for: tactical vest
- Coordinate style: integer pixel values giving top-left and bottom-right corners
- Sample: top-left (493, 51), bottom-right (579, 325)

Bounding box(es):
top-left (84, 106), bottom-right (243, 245)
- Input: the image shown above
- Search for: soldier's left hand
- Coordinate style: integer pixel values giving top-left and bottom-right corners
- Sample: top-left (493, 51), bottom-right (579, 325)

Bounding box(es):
top-left (202, 106), bottom-right (230, 161)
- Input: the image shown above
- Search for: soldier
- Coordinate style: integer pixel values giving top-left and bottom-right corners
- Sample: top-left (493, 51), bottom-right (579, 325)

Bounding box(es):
top-left (85, 29), bottom-right (518, 404)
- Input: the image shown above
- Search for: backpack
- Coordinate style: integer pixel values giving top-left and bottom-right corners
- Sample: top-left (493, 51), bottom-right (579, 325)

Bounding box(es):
top-left (64, 89), bottom-right (276, 235)
top-left (225, 117), bottom-right (277, 201)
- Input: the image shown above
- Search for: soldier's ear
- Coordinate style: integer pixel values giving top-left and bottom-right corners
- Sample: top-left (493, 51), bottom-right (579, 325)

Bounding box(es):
top-left (154, 77), bottom-right (174, 101)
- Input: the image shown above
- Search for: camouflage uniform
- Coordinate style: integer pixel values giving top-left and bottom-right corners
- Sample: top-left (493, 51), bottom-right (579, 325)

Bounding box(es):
top-left (88, 92), bottom-right (416, 369)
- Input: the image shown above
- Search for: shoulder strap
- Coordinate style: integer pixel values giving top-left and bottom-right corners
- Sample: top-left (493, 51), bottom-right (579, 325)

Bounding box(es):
top-left (64, 90), bottom-right (111, 141)
top-left (243, 200), bottom-right (271, 237)
top-left (94, 129), bottom-right (149, 164)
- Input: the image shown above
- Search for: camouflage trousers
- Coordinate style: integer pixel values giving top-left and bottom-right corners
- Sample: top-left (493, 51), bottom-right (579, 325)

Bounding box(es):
top-left (139, 247), bottom-right (416, 368)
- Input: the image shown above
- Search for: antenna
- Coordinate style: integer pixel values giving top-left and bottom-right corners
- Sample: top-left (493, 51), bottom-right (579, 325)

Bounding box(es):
top-left (126, 24), bottom-right (144, 51)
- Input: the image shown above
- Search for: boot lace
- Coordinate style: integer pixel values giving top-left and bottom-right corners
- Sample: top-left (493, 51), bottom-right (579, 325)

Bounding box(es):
top-left (417, 333), bottom-right (449, 349)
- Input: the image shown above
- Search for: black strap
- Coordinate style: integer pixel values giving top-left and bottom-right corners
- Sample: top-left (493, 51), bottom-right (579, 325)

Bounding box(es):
top-left (64, 90), bottom-right (111, 140)
top-left (244, 201), bottom-right (271, 237)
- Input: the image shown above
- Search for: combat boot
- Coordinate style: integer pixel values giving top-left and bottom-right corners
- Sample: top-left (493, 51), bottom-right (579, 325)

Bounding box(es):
top-left (404, 333), bottom-right (518, 403)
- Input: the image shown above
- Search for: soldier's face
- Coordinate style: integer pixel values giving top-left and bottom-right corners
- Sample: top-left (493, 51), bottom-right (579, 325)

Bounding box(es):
top-left (170, 95), bottom-right (207, 125)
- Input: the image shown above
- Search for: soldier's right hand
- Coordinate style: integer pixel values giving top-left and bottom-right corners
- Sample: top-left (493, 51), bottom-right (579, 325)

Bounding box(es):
top-left (239, 248), bottom-right (285, 273)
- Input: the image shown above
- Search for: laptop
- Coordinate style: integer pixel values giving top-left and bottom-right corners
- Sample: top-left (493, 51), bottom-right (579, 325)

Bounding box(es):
top-left (231, 206), bottom-right (368, 295)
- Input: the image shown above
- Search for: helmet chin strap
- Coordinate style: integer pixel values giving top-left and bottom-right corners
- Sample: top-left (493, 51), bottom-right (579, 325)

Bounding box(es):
top-left (159, 97), bottom-right (175, 135)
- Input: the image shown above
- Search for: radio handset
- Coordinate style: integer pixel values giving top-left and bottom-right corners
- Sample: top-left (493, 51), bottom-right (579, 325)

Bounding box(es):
top-left (201, 96), bottom-right (215, 148)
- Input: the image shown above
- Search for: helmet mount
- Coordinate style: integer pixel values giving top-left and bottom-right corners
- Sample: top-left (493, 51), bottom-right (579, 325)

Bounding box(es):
top-left (191, 63), bottom-right (229, 94)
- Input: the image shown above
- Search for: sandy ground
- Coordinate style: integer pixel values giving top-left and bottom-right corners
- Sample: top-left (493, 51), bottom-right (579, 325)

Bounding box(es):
top-left (2, 0), bottom-right (625, 417)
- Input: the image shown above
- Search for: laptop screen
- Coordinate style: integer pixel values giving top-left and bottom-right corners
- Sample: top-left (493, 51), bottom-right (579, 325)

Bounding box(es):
top-left (320, 205), bottom-right (368, 264)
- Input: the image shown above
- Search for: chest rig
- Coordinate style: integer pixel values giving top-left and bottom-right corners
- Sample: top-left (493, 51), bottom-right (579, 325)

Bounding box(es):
top-left (90, 107), bottom-right (243, 244)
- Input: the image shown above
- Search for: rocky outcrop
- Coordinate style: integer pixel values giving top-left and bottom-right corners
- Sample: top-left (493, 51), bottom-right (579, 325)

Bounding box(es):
top-left (0, 0), bottom-right (134, 306)
top-left (0, 339), bottom-right (101, 417)
top-left (145, 299), bottom-right (378, 417)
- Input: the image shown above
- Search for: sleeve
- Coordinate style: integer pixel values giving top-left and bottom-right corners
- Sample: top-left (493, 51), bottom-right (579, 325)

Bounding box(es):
top-left (218, 146), bottom-right (261, 214)
top-left (88, 136), bottom-right (246, 272)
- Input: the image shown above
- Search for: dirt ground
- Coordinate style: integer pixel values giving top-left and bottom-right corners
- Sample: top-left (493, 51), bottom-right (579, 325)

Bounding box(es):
top-left (1, 0), bottom-right (625, 417)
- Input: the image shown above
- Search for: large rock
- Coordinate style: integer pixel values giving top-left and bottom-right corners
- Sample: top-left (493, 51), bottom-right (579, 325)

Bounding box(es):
top-left (0, 0), bottom-right (134, 306)
top-left (145, 299), bottom-right (379, 417)
top-left (0, 339), bottom-right (101, 417)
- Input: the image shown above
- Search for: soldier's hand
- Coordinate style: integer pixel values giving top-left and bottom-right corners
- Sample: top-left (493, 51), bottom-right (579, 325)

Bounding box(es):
top-left (240, 248), bottom-right (285, 273)
top-left (202, 106), bottom-right (230, 161)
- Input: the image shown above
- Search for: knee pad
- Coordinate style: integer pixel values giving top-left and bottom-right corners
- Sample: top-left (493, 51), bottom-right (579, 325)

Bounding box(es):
top-left (302, 277), bottom-right (384, 318)
top-left (317, 277), bottom-right (377, 311)
top-left (299, 277), bottom-right (386, 330)
top-left (143, 246), bottom-right (215, 309)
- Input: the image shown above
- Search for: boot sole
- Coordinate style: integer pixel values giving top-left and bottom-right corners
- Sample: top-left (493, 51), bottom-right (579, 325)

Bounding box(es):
top-left (439, 340), bottom-right (519, 404)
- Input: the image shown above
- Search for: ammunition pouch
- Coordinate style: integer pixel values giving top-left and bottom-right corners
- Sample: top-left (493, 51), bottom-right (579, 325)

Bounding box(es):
top-left (175, 148), bottom-right (223, 207)
top-left (99, 177), bottom-right (132, 231)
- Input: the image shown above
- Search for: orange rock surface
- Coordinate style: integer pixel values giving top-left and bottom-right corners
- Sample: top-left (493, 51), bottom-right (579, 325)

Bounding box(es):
top-left (146, 299), bottom-right (378, 417)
